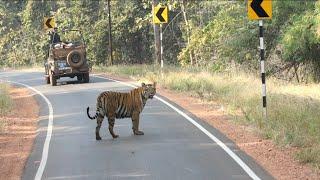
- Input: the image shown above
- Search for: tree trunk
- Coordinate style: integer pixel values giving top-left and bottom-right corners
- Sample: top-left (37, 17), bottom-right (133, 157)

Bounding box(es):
top-left (181, 0), bottom-right (194, 65)
top-left (294, 63), bottom-right (300, 83)
top-left (107, 0), bottom-right (113, 66)
top-left (153, 0), bottom-right (161, 65)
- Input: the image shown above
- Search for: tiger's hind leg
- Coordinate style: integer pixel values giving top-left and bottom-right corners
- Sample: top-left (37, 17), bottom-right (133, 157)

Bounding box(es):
top-left (132, 112), bottom-right (144, 135)
top-left (96, 115), bottom-right (104, 140)
top-left (108, 116), bottom-right (119, 138)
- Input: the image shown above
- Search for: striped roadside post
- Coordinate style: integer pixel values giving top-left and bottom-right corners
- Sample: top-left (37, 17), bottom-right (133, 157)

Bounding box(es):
top-left (248, 0), bottom-right (271, 120)
top-left (259, 20), bottom-right (267, 119)
top-left (160, 24), bottom-right (164, 68)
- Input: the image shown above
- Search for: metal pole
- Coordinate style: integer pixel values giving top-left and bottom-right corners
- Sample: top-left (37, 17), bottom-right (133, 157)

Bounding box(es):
top-left (152, 0), bottom-right (160, 65)
top-left (259, 20), bottom-right (267, 119)
top-left (160, 24), bottom-right (163, 68)
top-left (107, 0), bottom-right (113, 65)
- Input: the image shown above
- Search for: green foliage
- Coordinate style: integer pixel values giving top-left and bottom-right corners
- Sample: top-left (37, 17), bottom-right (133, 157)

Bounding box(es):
top-left (91, 19), bottom-right (109, 65)
top-left (177, 1), bottom-right (320, 80)
top-left (277, 1), bottom-right (320, 81)
top-left (280, 12), bottom-right (318, 62)
top-left (111, 0), bottom-right (153, 64)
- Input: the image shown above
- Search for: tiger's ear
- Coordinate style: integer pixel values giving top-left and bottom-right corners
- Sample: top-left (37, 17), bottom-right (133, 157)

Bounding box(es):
top-left (141, 83), bottom-right (146, 87)
top-left (153, 82), bottom-right (157, 87)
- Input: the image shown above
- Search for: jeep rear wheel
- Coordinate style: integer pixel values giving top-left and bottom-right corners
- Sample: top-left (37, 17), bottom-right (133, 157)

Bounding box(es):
top-left (45, 76), bottom-right (50, 84)
top-left (83, 73), bottom-right (89, 83)
top-left (50, 74), bottom-right (57, 86)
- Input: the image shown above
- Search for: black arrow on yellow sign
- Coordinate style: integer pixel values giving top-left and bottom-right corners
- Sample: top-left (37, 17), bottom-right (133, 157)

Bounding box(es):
top-left (156, 7), bottom-right (166, 22)
top-left (250, 0), bottom-right (269, 17)
top-left (45, 18), bottom-right (54, 28)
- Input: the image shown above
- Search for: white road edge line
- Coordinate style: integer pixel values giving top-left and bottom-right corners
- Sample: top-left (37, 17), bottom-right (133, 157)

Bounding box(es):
top-left (93, 74), bottom-right (261, 180)
top-left (4, 80), bottom-right (53, 180)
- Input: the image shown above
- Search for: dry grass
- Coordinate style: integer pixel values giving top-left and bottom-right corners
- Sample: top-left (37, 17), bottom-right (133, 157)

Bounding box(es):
top-left (0, 83), bottom-right (12, 114)
top-left (94, 64), bottom-right (320, 167)
top-left (0, 83), bottom-right (12, 131)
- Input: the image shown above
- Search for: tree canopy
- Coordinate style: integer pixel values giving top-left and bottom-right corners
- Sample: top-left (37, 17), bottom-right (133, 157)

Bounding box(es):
top-left (0, 0), bottom-right (319, 81)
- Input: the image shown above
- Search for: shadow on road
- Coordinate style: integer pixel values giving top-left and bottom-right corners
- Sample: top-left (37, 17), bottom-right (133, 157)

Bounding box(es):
top-left (55, 75), bottom-right (112, 86)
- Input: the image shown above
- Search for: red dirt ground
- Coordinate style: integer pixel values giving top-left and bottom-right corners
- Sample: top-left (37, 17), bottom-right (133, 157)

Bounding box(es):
top-left (0, 87), bottom-right (39, 180)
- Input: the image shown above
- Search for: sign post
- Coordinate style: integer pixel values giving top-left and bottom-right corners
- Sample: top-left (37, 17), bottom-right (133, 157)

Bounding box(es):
top-left (153, 5), bottom-right (168, 68)
top-left (160, 24), bottom-right (163, 68)
top-left (248, 0), bottom-right (272, 120)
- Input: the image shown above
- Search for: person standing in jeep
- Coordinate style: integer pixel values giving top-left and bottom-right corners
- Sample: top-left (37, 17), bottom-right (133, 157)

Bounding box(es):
top-left (49, 27), bottom-right (61, 44)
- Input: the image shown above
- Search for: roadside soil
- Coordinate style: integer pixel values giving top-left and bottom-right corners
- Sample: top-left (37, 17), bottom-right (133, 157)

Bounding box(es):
top-left (99, 73), bottom-right (320, 180)
top-left (0, 86), bottom-right (39, 180)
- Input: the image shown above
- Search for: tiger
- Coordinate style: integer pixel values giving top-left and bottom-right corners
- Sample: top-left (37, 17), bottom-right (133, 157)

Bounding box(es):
top-left (87, 82), bottom-right (156, 140)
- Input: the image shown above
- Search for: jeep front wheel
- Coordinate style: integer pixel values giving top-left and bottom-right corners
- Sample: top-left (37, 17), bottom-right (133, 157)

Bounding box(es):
top-left (50, 74), bottom-right (57, 86)
top-left (77, 75), bottom-right (83, 82)
top-left (83, 73), bottom-right (89, 83)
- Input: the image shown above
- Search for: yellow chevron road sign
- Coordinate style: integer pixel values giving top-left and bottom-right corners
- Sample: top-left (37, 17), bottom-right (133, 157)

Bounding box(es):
top-left (44, 17), bottom-right (55, 29)
top-left (248, 0), bottom-right (272, 20)
top-left (153, 5), bottom-right (168, 24)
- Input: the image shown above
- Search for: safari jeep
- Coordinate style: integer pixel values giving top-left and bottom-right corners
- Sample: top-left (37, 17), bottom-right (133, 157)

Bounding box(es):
top-left (45, 29), bottom-right (89, 86)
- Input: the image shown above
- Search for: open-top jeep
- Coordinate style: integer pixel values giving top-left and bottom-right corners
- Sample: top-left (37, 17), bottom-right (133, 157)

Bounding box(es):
top-left (45, 29), bottom-right (90, 86)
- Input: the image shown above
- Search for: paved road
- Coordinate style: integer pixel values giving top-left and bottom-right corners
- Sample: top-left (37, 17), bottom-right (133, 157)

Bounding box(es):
top-left (0, 71), bottom-right (273, 180)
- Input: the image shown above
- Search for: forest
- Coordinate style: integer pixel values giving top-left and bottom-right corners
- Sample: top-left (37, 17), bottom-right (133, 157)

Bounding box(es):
top-left (1, 0), bottom-right (320, 82)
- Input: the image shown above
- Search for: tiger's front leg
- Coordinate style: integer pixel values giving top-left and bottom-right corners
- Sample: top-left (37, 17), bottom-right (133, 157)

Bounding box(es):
top-left (108, 116), bottom-right (119, 138)
top-left (132, 112), bottom-right (144, 135)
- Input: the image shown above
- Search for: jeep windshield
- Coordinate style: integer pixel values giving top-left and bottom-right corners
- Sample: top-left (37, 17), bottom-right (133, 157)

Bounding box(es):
top-left (59, 29), bottom-right (85, 46)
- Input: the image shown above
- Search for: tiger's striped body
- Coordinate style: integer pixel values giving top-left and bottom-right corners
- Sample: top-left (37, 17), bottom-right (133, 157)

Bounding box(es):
top-left (87, 82), bottom-right (156, 140)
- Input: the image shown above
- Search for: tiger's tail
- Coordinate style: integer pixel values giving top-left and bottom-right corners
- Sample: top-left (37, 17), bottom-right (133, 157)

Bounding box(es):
top-left (87, 107), bottom-right (97, 120)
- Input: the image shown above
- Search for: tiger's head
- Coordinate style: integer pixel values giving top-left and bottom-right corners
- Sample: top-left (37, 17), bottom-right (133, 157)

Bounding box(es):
top-left (141, 82), bottom-right (156, 99)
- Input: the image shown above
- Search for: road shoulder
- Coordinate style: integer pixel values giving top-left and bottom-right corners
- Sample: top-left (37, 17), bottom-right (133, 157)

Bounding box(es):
top-left (0, 86), bottom-right (39, 180)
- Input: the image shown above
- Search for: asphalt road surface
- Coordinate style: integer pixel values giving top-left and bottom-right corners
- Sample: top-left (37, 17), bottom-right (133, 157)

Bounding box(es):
top-left (0, 71), bottom-right (273, 180)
